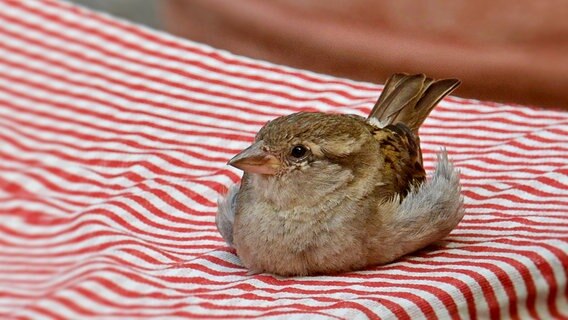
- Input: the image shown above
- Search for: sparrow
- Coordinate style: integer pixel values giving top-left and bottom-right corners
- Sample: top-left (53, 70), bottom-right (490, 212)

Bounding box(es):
top-left (216, 73), bottom-right (464, 276)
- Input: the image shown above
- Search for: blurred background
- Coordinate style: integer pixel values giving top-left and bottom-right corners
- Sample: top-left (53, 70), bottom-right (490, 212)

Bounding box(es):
top-left (69, 0), bottom-right (568, 109)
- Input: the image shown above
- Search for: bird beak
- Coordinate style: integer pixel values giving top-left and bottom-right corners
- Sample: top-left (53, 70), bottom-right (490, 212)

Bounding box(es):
top-left (228, 141), bottom-right (281, 175)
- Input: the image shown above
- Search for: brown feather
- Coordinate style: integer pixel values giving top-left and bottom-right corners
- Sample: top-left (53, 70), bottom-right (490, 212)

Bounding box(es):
top-left (368, 73), bottom-right (460, 134)
top-left (368, 74), bottom-right (460, 199)
top-left (406, 78), bottom-right (461, 132)
top-left (372, 124), bottom-right (425, 198)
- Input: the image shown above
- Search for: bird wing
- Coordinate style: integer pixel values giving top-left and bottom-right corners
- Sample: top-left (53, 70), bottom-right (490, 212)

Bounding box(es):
top-left (366, 73), bottom-right (460, 199)
top-left (371, 123), bottom-right (426, 199)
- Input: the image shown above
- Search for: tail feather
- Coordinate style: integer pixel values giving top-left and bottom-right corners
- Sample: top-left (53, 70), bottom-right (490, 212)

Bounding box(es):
top-left (371, 73), bottom-right (407, 112)
top-left (368, 73), bottom-right (460, 133)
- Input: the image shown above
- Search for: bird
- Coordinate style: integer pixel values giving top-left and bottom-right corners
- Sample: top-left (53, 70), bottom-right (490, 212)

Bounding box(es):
top-left (216, 73), bottom-right (464, 276)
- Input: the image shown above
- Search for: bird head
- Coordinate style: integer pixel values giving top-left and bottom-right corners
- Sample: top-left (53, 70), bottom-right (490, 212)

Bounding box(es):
top-left (228, 112), bottom-right (376, 179)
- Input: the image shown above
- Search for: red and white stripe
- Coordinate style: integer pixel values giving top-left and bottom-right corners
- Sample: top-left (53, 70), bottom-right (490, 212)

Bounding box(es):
top-left (1, 1), bottom-right (567, 319)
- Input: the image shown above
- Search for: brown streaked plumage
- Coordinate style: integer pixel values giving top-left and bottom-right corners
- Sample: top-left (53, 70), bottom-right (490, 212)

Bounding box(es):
top-left (216, 73), bottom-right (464, 276)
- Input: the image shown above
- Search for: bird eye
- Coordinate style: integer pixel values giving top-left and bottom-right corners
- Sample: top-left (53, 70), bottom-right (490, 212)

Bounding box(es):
top-left (290, 145), bottom-right (308, 159)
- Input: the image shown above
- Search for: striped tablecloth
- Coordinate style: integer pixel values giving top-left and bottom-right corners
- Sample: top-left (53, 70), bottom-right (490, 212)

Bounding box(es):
top-left (1, 1), bottom-right (567, 319)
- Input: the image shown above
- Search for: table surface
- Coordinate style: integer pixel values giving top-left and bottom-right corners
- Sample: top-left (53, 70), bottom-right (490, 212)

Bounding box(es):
top-left (0, 1), bottom-right (567, 319)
